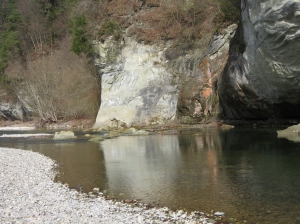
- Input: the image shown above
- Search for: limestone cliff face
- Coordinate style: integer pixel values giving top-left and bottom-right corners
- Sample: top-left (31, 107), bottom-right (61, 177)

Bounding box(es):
top-left (177, 25), bottom-right (236, 123)
top-left (93, 38), bottom-right (178, 128)
top-left (0, 89), bottom-right (26, 121)
top-left (93, 25), bottom-right (235, 128)
top-left (218, 0), bottom-right (300, 119)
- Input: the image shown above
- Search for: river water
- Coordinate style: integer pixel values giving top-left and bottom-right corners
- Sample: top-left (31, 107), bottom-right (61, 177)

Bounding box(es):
top-left (1, 127), bottom-right (300, 223)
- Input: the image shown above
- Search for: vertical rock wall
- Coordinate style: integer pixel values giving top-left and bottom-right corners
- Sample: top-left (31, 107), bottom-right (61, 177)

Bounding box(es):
top-left (0, 89), bottom-right (27, 121)
top-left (93, 26), bottom-right (236, 129)
top-left (218, 0), bottom-right (300, 120)
top-left (93, 38), bottom-right (178, 128)
top-left (177, 25), bottom-right (237, 123)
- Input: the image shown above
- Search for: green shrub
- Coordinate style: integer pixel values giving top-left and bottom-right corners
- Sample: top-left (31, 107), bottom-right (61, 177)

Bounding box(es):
top-left (0, 0), bottom-right (21, 82)
top-left (69, 15), bottom-right (92, 54)
top-left (218, 0), bottom-right (240, 25)
top-left (98, 19), bottom-right (122, 40)
top-left (36, 0), bottom-right (65, 21)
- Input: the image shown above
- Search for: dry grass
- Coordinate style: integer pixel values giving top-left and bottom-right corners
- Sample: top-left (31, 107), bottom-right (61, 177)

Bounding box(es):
top-left (20, 36), bottom-right (100, 122)
top-left (145, 0), bottom-right (161, 7)
top-left (70, 0), bottom-right (235, 48)
top-left (127, 0), bottom-right (218, 46)
top-left (107, 0), bottom-right (142, 16)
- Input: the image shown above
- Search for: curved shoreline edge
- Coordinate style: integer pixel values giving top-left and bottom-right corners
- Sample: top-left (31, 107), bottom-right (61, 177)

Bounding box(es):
top-left (0, 147), bottom-right (209, 224)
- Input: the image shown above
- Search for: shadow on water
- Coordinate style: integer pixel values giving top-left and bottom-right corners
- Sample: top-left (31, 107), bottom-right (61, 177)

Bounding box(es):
top-left (218, 128), bottom-right (300, 223)
top-left (100, 128), bottom-right (300, 223)
top-left (1, 128), bottom-right (300, 223)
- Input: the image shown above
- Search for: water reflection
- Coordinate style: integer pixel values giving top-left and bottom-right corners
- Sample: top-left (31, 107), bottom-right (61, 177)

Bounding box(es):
top-left (100, 128), bottom-right (300, 223)
top-left (101, 135), bottom-right (181, 203)
top-left (100, 130), bottom-right (239, 214)
top-left (1, 128), bottom-right (300, 223)
top-left (219, 128), bottom-right (300, 223)
top-left (0, 134), bottom-right (108, 193)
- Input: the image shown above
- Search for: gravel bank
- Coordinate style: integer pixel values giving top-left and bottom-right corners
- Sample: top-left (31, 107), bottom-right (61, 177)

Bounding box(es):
top-left (0, 147), bottom-right (209, 223)
top-left (0, 134), bottom-right (53, 138)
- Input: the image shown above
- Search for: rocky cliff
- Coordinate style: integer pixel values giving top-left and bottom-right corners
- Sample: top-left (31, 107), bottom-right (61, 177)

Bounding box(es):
top-left (218, 0), bottom-right (300, 120)
top-left (0, 88), bottom-right (27, 121)
top-left (93, 37), bottom-right (178, 128)
top-left (93, 25), bottom-right (236, 129)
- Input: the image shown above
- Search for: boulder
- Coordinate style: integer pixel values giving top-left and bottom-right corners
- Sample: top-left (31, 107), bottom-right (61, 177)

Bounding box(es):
top-left (109, 131), bottom-right (120, 138)
top-left (277, 124), bottom-right (300, 142)
top-left (0, 102), bottom-right (25, 121)
top-left (134, 130), bottom-right (149, 135)
top-left (88, 135), bottom-right (105, 142)
top-left (53, 131), bottom-right (77, 140)
top-left (123, 127), bottom-right (137, 134)
top-left (218, 0), bottom-right (300, 120)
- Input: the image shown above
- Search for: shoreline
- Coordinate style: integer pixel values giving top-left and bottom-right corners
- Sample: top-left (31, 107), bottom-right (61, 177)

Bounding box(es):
top-left (0, 147), bottom-right (214, 223)
top-left (0, 118), bottom-right (95, 130)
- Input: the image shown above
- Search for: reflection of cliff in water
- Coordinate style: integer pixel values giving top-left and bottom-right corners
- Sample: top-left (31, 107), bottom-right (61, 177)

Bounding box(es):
top-left (176, 129), bottom-right (239, 213)
top-left (3, 128), bottom-right (300, 223)
top-left (101, 130), bottom-right (239, 213)
top-left (100, 135), bottom-right (181, 203)
top-left (218, 128), bottom-right (300, 223)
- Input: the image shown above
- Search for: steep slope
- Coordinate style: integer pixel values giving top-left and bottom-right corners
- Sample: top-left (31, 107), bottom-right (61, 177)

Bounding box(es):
top-left (218, 0), bottom-right (300, 120)
top-left (93, 25), bottom-right (236, 128)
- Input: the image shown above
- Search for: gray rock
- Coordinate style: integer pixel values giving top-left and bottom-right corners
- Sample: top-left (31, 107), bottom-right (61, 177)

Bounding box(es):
top-left (93, 25), bottom-right (237, 128)
top-left (0, 101), bottom-right (26, 121)
top-left (93, 37), bottom-right (178, 128)
top-left (93, 188), bottom-right (100, 193)
top-left (134, 130), bottom-right (149, 135)
top-left (123, 127), bottom-right (137, 134)
top-left (218, 0), bottom-right (300, 119)
top-left (177, 24), bottom-right (237, 123)
top-left (109, 131), bottom-right (120, 138)
top-left (277, 124), bottom-right (300, 142)
top-left (214, 211), bottom-right (225, 216)
top-left (88, 136), bottom-right (104, 142)
top-left (53, 131), bottom-right (77, 140)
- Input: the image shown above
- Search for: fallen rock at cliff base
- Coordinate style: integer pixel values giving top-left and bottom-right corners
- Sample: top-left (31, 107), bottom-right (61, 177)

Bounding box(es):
top-left (109, 131), bottom-right (120, 138)
top-left (123, 127), bottom-right (137, 134)
top-left (277, 124), bottom-right (300, 142)
top-left (88, 135), bottom-right (105, 142)
top-left (53, 131), bottom-right (77, 140)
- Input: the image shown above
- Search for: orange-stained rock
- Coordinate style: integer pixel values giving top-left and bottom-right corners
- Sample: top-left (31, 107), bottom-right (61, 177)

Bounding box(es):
top-left (177, 24), bottom-right (237, 123)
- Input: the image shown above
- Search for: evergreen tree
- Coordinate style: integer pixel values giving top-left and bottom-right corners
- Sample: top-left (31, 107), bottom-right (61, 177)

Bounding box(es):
top-left (0, 0), bottom-right (21, 83)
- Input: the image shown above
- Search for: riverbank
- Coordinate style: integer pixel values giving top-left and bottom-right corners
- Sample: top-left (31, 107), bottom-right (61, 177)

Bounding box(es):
top-left (0, 117), bottom-right (234, 133)
top-left (0, 118), bottom-right (95, 130)
top-left (0, 147), bottom-right (212, 223)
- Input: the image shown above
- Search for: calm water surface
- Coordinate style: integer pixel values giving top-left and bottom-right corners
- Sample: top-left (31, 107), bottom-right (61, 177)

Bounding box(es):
top-left (1, 127), bottom-right (300, 223)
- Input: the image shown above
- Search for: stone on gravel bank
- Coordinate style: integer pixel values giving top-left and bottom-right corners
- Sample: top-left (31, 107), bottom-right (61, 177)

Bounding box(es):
top-left (0, 147), bottom-right (210, 223)
top-left (0, 133), bottom-right (53, 138)
top-left (0, 126), bottom-right (36, 131)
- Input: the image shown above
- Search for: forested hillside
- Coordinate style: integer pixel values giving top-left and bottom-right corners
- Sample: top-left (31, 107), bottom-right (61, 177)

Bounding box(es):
top-left (0, 0), bottom-right (239, 124)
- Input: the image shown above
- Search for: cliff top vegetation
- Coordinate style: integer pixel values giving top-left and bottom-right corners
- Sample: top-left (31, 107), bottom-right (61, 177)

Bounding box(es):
top-left (0, 0), bottom-right (240, 123)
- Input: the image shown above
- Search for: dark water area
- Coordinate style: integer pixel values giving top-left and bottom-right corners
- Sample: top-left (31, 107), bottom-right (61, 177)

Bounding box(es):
top-left (1, 127), bottom-right (300, 223)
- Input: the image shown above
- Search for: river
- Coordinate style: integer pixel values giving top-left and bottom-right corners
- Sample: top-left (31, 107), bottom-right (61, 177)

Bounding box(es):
top-left (0, 127), bottom-right (300, 223)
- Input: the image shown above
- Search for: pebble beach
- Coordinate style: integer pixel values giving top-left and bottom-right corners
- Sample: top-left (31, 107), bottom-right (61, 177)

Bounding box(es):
top-left (0, 147), bottom-right (210, 223)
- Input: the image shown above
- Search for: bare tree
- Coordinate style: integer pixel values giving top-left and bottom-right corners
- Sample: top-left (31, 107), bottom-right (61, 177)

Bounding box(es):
top-left (21, 36), bottom-right (100, 124)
